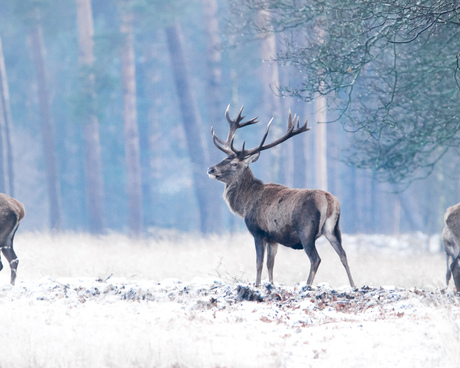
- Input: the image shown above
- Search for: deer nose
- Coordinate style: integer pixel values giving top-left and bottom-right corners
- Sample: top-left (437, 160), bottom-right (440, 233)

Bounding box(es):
top-left (207, 167), bottom-right (215, 175)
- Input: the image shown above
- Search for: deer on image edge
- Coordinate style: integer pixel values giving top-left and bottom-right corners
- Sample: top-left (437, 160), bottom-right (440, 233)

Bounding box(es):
top-left (0, 193), bottom-right (25, 285)
top-left (441, 203), bottom-right (460, 291)
top-left (207, 105), bottom-right (355, 288)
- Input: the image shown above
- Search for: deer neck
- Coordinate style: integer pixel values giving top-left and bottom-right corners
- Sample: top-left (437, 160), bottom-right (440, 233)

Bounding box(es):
top-left (224, 167), bottom-right (263, 217)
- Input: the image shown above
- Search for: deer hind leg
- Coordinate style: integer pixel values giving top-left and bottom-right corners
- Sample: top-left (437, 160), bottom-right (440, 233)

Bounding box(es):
top-left (267, 243), bottom-right (278, 285)
top-left (303, 242), bottom-right (321, 287)
top-left (324, 224), bottom-right (356, 288)
top-left (298, 228), bottom-right (321, 286)
top-left (253, 235), bottom-right (266, 287)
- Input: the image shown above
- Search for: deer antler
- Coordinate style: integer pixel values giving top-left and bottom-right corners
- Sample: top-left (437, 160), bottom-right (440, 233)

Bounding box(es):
top-left (241, 110), bottom-right (310, 158)
top-left (211, 105), bottom-right (259, 156)
top-left (211, 106), bottom-right (310, 158)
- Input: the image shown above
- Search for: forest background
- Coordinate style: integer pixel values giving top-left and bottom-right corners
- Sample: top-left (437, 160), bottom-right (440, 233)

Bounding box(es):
top-left (0, 0), bottom-right (459, 240)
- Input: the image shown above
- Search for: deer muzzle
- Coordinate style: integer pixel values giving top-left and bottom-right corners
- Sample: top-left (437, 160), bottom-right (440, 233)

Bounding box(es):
top-left (207, 167), bottom-right (216, 178)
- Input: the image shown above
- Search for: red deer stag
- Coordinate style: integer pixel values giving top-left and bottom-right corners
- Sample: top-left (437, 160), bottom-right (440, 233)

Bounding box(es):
top-left (207, 105), bottom-right (355, 288)
top-left (0, 193), bottom-right (25, 285)
top-left (441, 203), bottom-right (460, 291)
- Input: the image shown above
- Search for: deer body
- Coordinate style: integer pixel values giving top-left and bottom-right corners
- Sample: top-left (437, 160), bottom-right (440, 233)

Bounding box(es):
top-left (441, 203), bottom-right (460, 290)
top-left (208, 106), bottom-right (355, 288)
top-left (0, 193), bottom-right (25, 285)
top-left (225, 170), bottom-right (336, 248)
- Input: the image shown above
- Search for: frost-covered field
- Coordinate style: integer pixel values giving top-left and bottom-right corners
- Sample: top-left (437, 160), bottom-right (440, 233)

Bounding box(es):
top-left (0, 231), bottom-right (459, 368)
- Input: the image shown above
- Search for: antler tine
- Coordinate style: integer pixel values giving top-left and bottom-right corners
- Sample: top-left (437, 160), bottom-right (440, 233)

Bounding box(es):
top-left (238, 107), bottom-right (259, 128)
top-left (224, 104), bottom-right (234, 126)
top-left (287, 109), bottom-right (293, 130)
top-left (211, 126), bottom-right (234, 155)
top-left (241, 118), bottom-right (273, 157)
top-left (287, 110), bottom-right (304, 132)
top-left (210, 105), bottom-right (259, 156)
top-left (211, 126), bottom-right (225, 145)
top-left (212, 106), bottom-right (310, 158)
top-left (259, 117), bottom-right (273, 147)
top-left (242, 111), bottom-right (310, 157)
top-left (236, 105), bottom-right (245, 123)
top-left (225, 105), bottom-right (259, 128)
top-left (302, 117), bottom-right (310, 131)
top-left (224, 104), bottom-right (239, 143)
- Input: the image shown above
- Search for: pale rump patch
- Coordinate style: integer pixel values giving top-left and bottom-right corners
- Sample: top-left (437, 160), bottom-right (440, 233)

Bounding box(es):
top-left (316, 197), bottom-right (329, 239)
top-left (317, 193), bottom-right (340, 239)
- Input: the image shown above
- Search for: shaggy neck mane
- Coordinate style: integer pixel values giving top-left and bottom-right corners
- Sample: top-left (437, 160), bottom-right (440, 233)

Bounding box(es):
top-left (224, 167), bottom-right (263, 217)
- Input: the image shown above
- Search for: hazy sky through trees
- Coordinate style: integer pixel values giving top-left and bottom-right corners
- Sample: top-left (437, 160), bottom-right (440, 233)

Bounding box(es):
top-left (0, 0), bottom-right (459, 237)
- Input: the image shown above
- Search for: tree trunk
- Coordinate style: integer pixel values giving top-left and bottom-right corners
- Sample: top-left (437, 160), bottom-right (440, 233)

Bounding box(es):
top-left (314, 21), bottom-right (328, 192)
top-left (120, 5), bottom-right (143, 236)
top-left (0, 37), bottom-right (14, 196)
top-left (327, 122), bottom-right (341, 197)
top-left (202, 0), bottom-right (223, 231)
top-left (165, 23), bottom-right (212, 233)
top-left (258, 10), bottom-right (283, 183)
top-left (370, 172), bottom-right (378, 233)
top-left (0, 93), bottom-right (5, 194)
top-left (346, 166), bottom-right (358, 233)
top-left (202, 0), bottom-right (222, 129)
top-left (0, 38), bottom-right (7, 193)
top-left (292, 128), bottom-right (307, 189)
top-left (314, 90), bottom-right (328, 191)
top-left (30, 9), bottom-right (61, 229)
top-left (137, 38), bottom-right (163, 229)
top-left (75, 0), bottom-right (105, 233)
top-left (393, 195), bottom-right (401, 235)
top-left (136, 47), bottom-right (153, 229)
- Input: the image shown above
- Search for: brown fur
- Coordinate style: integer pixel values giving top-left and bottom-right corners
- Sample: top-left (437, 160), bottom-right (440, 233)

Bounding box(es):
top-left (0, 193), bottom-right (25, 285)
top-left (209, 160), bottom-right (355, 288)
top-left (208, 106), bottom-right (355, 287)
top-left (441, 203), bottom-right (460, 291)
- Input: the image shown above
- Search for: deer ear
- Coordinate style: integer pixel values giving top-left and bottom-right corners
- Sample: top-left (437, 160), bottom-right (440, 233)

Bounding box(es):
top-left (243, 152), bottom-right (260, 166)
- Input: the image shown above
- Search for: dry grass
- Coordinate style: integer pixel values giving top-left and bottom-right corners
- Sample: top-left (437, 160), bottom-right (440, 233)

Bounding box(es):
top-left (0, 231), bottom-right (457, 368)
top-left (1, 230), bottom-right (447, 289)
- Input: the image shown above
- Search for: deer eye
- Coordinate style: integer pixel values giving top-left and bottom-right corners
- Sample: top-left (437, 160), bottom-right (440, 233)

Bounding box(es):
top-left (231, 162), bottom-right (238, 167)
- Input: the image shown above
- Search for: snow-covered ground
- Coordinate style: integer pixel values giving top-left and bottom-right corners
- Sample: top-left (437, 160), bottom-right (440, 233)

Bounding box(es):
top-left (0, 231), bottom-right (459, 367)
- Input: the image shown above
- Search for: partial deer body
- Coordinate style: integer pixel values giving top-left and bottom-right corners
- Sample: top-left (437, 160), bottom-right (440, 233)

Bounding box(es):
top-left (441, 203), bottom-right (460, 290)
top-left (0, 193), bottom-right (25, 285)
top-left (207, 105), bottom-right (355, 288)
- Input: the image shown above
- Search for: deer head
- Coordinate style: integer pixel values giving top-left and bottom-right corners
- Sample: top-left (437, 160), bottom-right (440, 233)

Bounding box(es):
top-left (207, 105), bottom-right (310, 184)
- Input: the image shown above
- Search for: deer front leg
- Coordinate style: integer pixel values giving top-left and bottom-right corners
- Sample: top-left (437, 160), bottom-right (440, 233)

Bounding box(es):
top-left (1, 246), bottom-right (19, 285)
top-left (267, 242), bottom-right (278, 285)
top-left (451, 257), bottom-right (460, 291)
top-left (446, 254), bottom-right (452, 286)
top-left (253, 235), bottom-right (266, 287)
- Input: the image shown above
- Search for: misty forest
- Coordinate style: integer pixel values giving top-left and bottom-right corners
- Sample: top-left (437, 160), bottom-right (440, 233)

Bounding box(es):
top-left (2, 2), bottom-right (460, 367)
top-left (1, 0), bottom-right (460, 238)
